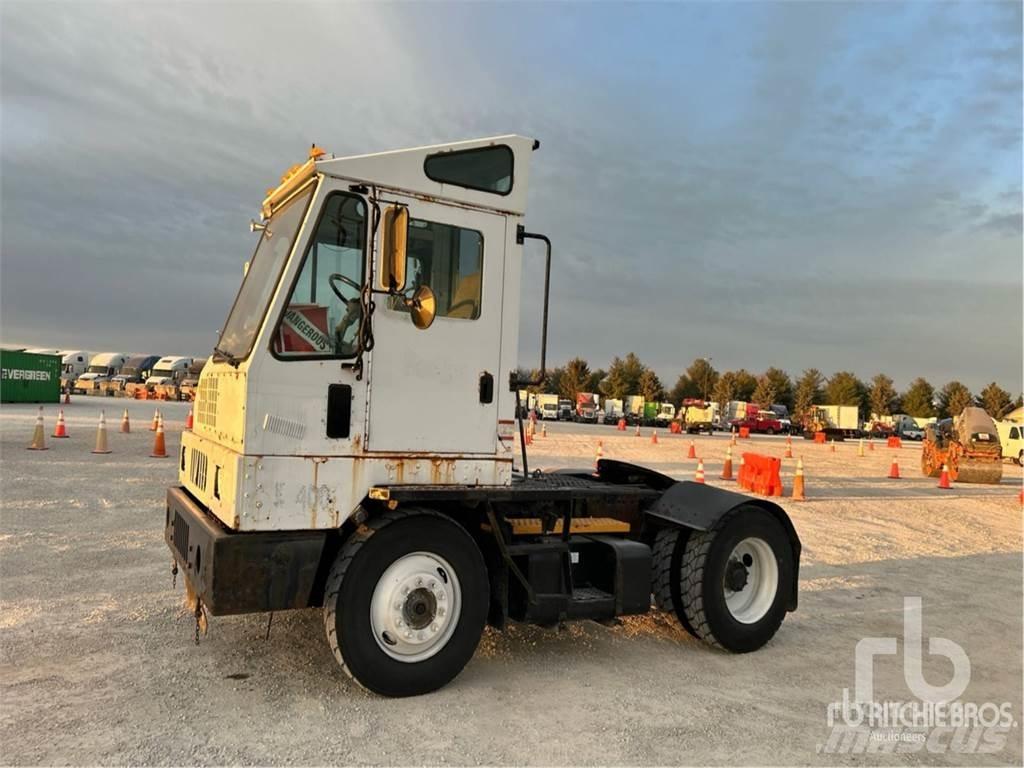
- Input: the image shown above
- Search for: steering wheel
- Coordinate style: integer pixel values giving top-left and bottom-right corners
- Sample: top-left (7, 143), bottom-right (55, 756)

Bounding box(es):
top-left (329, 272), bottom-right (361, 302)
top-left (329, 273), bottom-right (363, 355)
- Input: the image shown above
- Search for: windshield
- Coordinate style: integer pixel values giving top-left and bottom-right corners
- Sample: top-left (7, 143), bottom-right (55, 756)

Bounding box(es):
top-left (215, 183), bottom-right (315, 360)
top-left (87, 365), bottom-right (109, 374)
top-left (151, 368), bottom-right (175, 377)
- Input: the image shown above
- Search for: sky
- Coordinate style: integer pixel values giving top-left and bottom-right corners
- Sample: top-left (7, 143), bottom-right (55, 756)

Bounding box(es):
top-left (1, 1), bottom-right (1021, 394)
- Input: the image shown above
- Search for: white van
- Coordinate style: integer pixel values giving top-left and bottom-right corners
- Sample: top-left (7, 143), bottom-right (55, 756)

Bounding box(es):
top-left (995, 421), bottom-right (1024, 465)
top-left (74, 352), bottom-right (127, 393)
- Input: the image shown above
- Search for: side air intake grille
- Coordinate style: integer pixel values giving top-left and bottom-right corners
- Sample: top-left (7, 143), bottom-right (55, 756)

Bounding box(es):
top-left (196, 375), bottom-right (218, 428)
top-left (190, 447), bottom-right (208, 491)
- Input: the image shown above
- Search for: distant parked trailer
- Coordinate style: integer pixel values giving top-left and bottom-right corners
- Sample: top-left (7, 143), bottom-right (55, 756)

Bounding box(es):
top-left (1, 350), bottom-right (61, 403)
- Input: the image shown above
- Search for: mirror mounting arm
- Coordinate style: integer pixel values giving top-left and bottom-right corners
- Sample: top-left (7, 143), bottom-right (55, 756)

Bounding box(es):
top-left (511, 225), bottom-right (551, 390)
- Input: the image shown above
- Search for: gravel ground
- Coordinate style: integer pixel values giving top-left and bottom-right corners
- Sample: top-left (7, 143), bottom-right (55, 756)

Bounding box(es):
top-left (1, 401), bottom-right (1021, 766)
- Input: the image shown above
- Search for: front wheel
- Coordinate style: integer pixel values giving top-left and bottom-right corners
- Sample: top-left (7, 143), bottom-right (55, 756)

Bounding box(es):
top-left (676, 506), bottom-right (794, 652)
top-left (323, 508), bottom-right (488, 697)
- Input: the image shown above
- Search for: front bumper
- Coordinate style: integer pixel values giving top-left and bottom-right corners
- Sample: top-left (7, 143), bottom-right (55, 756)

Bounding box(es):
top-left (164, 486), bottom-right (330, 615)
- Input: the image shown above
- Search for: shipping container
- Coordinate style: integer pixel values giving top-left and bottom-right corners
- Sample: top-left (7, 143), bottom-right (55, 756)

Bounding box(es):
top-left (1, 350), bottom-right (62, 403)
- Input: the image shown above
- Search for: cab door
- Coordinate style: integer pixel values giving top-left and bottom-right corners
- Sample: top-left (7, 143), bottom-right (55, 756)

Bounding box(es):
top-left (367, 196), bottom-right (505, 454)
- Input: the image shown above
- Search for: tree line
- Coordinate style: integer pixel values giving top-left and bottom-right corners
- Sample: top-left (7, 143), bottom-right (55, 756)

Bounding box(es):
top-left (519, 354), bottom-right (1022, 421)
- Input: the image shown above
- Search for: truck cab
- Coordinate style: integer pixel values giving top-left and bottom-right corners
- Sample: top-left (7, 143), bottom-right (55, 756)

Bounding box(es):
top-left (178, 358), bottom-right (208, 402)
top-left (106, 354), bottom-right (161, 395)
top-left (165, 137), bottom-right (801, 697)
top-left (74, 353), bottom-right (127, 393)
top-left (60, 351), bottom-right (90, 390)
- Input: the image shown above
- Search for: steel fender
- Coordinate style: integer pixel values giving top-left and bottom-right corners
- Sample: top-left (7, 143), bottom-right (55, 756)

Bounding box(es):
top-left (593, 459), bottom-right (676, 490)
top-left (645, 481), bottom-right (802, 611)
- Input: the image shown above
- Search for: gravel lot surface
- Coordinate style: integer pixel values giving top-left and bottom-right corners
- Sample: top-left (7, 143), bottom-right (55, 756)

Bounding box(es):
top-left (1, 401), bottom-right (1021, 765)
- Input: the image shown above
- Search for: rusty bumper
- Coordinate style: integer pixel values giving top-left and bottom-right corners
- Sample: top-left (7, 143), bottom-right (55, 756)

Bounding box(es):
top-left (164, 487), bottom-right (330, 615)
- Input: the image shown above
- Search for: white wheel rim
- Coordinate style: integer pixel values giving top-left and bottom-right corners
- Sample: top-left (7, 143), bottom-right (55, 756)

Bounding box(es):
top-left (723, 537), bottom-right (778, 624)
top-left (370, 552), bottom-right (461, 663)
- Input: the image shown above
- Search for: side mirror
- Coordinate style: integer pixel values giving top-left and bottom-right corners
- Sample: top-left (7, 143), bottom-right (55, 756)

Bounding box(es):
top-left (406, 285), bottom-right (436, 330)
top-left (380, 205), bottom-right (408, 292)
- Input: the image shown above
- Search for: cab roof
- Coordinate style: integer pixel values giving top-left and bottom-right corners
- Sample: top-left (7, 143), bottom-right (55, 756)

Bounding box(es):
top-left (315, 135), bottom-right (536, 215)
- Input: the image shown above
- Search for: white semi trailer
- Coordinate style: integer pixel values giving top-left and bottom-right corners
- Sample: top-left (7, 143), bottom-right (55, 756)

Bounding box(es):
top-left (165, 137), bottom-right (801, 697)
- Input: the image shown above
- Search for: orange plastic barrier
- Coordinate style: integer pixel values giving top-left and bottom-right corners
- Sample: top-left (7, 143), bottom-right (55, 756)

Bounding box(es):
top-left (887, 436), bottom-right (902, 448)
top-left (670, 422), bottom-right (682, 434)
top-left (738, 427), bottom-right (751, 439)
top-left (813, 431), bottom-right (827, 444)
top-left (737, 453), bottom-right (783, 497)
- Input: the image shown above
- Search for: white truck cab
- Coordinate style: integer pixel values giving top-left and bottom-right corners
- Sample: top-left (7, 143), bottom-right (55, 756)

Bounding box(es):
top-left (165, 137), bottom-right (801, 697)
top-left (60, 351), bottom-right (90, 389)
top-left (74, 352), bottom-right (127, 393)
top-left (146, 356), bottom-right (193, 387)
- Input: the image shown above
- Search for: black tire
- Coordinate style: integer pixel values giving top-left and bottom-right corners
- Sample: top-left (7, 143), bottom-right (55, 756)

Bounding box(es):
top-left (651, 528), bottom-right (697, 637)
top-left (323, 507), bottom-right (488, 697)
top-left (765, 428), bottom-right (774, 435)
top-left (677, 506), bottom-right (794, 653)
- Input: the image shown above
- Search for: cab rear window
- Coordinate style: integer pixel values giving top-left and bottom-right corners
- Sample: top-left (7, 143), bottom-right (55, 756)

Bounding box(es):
top-left (424, 145), bottom-right (513, 195)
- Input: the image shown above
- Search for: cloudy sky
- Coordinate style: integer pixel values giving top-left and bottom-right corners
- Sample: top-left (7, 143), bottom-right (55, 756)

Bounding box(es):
top-left (2, 1), bottom-right (1020, 393)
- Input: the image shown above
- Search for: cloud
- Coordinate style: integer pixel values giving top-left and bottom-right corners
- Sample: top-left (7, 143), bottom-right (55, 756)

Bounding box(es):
top-left (1, 1), bottom-right (1020, 394)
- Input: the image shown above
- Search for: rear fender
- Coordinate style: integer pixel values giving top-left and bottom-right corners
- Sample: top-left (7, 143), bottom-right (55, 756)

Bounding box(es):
top-left (645, 476), bottom-right (802, 612)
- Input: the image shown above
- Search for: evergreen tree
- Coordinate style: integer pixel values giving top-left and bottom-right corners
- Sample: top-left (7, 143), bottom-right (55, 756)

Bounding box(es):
top-left (638, 369), bottom-right (665, 402)
top-left (938, 381), bottom-right (973, 418)
top-left (978, 382), bottom-right (1012, 418)
top-left (901, 378), bottom-right (936, 417)
top-left (868, 374), bottom-right (898, 418)
top-left (793, 369), bottom-right (824, 421)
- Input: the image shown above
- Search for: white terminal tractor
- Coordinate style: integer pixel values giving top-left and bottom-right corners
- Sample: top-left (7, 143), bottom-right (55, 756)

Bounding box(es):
top-left (166, 136), bottom-right (802, 696)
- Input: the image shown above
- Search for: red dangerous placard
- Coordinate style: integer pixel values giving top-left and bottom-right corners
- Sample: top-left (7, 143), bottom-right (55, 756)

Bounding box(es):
top-left (277, 304), bottom-right (331, 355)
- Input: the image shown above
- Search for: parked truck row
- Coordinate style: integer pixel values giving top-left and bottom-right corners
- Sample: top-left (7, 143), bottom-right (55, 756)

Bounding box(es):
top-left (13, 348), bottom-right (207, 401)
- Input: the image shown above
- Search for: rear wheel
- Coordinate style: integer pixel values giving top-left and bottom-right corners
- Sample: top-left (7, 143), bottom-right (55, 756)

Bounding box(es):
top-left (651, 528), bottom-right (696, 636)
top-left (323, 507), bottom-right (488, 697)
top-left (676, 507), bottom-right (794, 652)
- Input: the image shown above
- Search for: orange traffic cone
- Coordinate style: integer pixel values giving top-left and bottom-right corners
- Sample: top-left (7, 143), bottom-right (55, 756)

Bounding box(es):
top-left (635, 424), bottom-right (641, 437)
top-left (91, 411), bottom-right (112, 454)
top-left (869, 439), bottom-right (874, 451)
top-left (721, 446), bottom-right (733, 480)
top-left (150, 408), bottom-right (160, 431)
top-left (791, 458), bottom-right (806, 501)
top-left (887, 456), bottom-right (900, 479)
top-left (120, 408), bottom-right (131, 433)
top-left (937, 463), bottom-right (951, 489)
top-left (540, 422), bottom-right (547, 438)
top-left (694, 458), bottom-right (705, 484)
top-left (186, 408), bottom-right (194, 430)
top-left (857, 438), bottom-right (864, 457)
top-left (830, 441), bottom-right (837, 453)
top-left (651, 430), bottom-right (658, 445)
top-left (687, 440), bottom-right (696, 459)
top-left (731, 428), bottom-right (737, 446)
top-left (52, 409), bottom-right (69, 438)
top-left (784, 435), bottom-right (793, 459)
top-left (151, 415), bottom-right (168, 458)
top-left (63, 389), bottom-right (71, 405)
top-left (27, 407), bottom-right (47, 450)
top-left (617, 418), bottom-right (626, 431)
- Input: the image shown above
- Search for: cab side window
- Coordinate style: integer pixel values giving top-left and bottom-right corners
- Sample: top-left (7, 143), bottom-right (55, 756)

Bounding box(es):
top-left (390, 219), bottom-right (483, 320)
top-left (273, 193), bottom-right (366, 358)
top-left (1011, 427), bottom-right (1020, 439)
